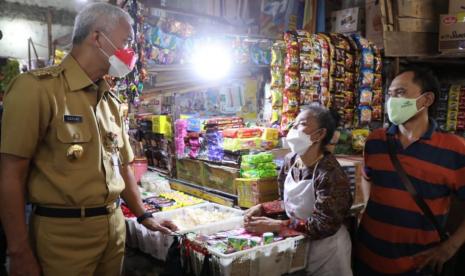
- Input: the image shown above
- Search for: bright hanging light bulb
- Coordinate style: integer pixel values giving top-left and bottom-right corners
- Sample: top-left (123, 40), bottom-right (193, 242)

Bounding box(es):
top-left (192, 41), bottom-right (232, 80)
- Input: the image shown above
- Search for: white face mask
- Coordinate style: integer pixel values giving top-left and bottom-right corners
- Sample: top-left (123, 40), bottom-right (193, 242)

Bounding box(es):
top-left (286, 128), bottom-right (319, 156)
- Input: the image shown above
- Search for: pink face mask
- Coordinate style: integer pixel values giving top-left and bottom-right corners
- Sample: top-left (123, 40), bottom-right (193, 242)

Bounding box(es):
top-left (99, 32), bottom-right (138, 78)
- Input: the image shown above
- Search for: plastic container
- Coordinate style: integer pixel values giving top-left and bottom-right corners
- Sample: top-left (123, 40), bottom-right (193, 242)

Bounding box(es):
top-left (132, 158), bottom-right (148, 183)
top-left (186, 227), bottom-right (309, 276)
top-left (129, 203), bottom-right (244, 261)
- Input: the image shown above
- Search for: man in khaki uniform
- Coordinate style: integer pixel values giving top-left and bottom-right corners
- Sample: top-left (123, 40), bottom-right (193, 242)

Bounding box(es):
top-left (0, 3), bottom-right (177, 276)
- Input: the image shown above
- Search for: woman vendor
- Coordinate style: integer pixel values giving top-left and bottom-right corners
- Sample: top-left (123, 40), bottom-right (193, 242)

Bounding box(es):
top-left (244, 105), bottom-right (353, 276)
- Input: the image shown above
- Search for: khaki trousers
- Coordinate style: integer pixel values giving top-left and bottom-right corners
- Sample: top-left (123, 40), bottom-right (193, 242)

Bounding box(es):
top-left (30, 208), bottom-right (126, 276)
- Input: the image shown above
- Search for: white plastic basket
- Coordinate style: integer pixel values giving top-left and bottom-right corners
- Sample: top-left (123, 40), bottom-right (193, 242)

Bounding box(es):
top-left (127, 203), bottom-right (244, 260)
top-left (186, 227), bottom-right (309, 276)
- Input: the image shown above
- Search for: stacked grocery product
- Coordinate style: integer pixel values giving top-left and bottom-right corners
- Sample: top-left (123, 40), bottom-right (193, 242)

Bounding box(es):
top-left (240, 152), bottom-right (277, 179)
top-left (121, 190), bottom-right (205, 218)
top-left (296, 31), bottom-right (323, 107)
top-left (205, 129), bottom-right (224, 162)
top-left (222, 127), bottom-right (279, 152)
top-left (271, 31), bottom-right (383, 132)
top-left (352, 35), bottom-right (383, 126)
top-left (281, 32), bottom-right (301, 132)
top-left (204, 117), bottom-right (245, 131)
top-left (270, 41), bottom-right (286, 126)
top-left (175, 119), bottom-right (188, 158)
top-left (187, 228), bottom-right (282, 254)
top-left (329, 33), bottom-right (356, 128)
top-left (446, 85), bottom-right (465, 132)
top-left (437, 84), bottom-right (450, 131)
top-left (137, 117), bottom-right (175, 174)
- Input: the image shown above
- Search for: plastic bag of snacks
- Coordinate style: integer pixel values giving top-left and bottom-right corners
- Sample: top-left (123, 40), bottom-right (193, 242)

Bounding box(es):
top-left (241, 153), bottom-right (274, 164)
top-left (241, 162), bottom-right (277, 171)
top-left (241, 169), bottom-right (277, 179)
top-left (140, 172), bottom-right (172, 195)
top-left (222, 128), bottom-right (263, 139)
top-left (352, 129), bottom-right (370, 152)
top-left (223, 138), bottom-right (261, 151)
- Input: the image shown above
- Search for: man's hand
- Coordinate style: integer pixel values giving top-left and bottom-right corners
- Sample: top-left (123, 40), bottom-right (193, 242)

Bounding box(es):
top-left (142, 217), bottom-right (178, 235)
top-left (9, 247), bottom-right (41, 276)
top-left (414, 239), bottom-right (460, 274)
top-left (244, 216), bottom-right (282, 234)
top-left (244, 204), bottom-right (263, 223)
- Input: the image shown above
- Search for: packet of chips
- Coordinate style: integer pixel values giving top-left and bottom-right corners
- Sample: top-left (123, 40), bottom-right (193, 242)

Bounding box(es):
top-left (352, 129), bottom-right (370, 151)
top-left (285, 71), bottom-right (300, 91)
top-left (241, 153), bottom-right (274, 164)
top-left (271, 87), bottom-right (283, 108)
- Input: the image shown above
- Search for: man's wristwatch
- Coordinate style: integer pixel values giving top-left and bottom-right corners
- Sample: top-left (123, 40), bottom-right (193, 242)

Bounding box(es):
top-left (137, 212), bottom-right (153, 224)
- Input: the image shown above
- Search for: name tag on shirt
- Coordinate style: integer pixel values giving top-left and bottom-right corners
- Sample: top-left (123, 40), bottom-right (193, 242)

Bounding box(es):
top-left (64, 115), bottom-right (83, 123)
top-left (112, 154), bottom-right (121, 176)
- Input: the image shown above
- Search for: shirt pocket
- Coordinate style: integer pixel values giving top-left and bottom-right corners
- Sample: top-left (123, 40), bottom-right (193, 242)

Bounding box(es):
top-left (108, 119), bottom-right (124, 149)
top-left (54, 121), bottom-right (93, 170)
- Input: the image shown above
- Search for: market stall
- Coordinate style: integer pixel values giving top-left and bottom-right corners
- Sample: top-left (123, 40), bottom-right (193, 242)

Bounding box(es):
top-left (111, 1), bottom-right (372, 273)
top-left (3, 0), bottom-right (465, 275)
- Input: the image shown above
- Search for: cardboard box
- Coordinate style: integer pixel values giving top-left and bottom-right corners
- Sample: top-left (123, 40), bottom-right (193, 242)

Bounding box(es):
top-left (203, 163), bottom-right (240, 195)
top-left (397, 0), bottom-right (436, 19)
top-left (449, 0), bottom-right (465, 13)
top-left (384, 31), bottom-right (439, 56)
top-left (176, 159), bottom-right (205, 185)
top-left (330, 7), bottom-right (363, 34)
top-left (439, 14), bottom-right (465, 53)
top-left (235, 178), bottom-right (279, 208)
top-left (398, 18), bottom-right (438, 32)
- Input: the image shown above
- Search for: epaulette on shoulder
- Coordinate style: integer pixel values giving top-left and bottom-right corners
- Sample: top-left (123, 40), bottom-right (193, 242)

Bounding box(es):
top-left (29, 65), bottom-right (63, 79)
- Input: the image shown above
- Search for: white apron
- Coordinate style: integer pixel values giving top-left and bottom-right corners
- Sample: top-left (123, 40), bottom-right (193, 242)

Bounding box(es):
top-left (284, 160), bottom-right (353, 276)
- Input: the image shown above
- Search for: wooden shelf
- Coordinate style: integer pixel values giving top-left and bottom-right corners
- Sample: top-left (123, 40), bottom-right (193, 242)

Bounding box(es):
top-left (395, 53), bottom-right (465, 65)
top-left (147, 165), bottom-right (237, 207)
top-left (139, 0), bottom-right (247, 28)
top-left (146, 63), bottom-right (269, 73)
top-left (169, 178), bottom-right (237, 207)
top-left (147, 166), bottom-right (169, 177)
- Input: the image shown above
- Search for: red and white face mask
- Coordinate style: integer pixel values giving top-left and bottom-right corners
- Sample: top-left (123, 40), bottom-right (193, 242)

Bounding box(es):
top-left (99, 32), bottom-right (138, 78)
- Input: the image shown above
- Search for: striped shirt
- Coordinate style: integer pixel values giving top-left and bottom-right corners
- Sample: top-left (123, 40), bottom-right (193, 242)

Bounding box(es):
top-left (356, 120), bottom-right (465, 275)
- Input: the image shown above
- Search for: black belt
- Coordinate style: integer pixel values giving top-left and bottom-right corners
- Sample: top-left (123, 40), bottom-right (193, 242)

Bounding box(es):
top-left (34, 201), bottom-right (120, 218)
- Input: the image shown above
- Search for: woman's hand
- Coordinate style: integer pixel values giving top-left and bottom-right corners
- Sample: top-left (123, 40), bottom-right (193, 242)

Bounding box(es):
top-left (244, 216), bottom-right (282, 234)
top-left (244, 204), bottom-right (263, 223)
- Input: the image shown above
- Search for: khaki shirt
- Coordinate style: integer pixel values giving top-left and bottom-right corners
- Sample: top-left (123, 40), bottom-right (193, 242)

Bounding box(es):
top-left (0, 55), bottom-right (134, 207)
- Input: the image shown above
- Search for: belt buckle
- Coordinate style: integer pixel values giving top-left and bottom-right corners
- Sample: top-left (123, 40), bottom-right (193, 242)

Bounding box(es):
top-left (106, 203), bottom-right (116, 214)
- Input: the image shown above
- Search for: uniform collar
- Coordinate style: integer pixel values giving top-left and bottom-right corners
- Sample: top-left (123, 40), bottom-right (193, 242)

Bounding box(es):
top-left (387, 119), bottom-right (437, 140)
top-left (61, 55), bottom-right (96, 92)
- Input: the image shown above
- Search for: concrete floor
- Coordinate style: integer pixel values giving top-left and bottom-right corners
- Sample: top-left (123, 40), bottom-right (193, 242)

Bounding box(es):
top-left (123, 247), bottom-right (166, 276)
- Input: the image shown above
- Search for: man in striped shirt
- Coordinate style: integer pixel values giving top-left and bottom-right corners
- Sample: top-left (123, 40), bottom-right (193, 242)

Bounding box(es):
top-left (356, 67), bottom-right (465, 275)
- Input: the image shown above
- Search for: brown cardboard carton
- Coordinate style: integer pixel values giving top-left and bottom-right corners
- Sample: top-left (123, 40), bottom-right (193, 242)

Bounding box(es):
top-left (397, 0), bottom-right (436, 19)
top-left (330, 7), bottom-right (363, 34)
top-left (398, 18), bottom-right (438, 32)
top-left (235, 178), bottom-right (279, 208)
top-left (449, 0), bottom-right (465, 13)
top-left (439, 14), bottom-right (465, 53)
top-left (176, 159), bottom-right (205, 185)
top-left (203, 163), bottom-right (240, 195)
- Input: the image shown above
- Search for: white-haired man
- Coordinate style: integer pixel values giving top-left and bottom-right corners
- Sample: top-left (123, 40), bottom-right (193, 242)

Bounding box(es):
top-left (0, 3), bottom-right (177, 275)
